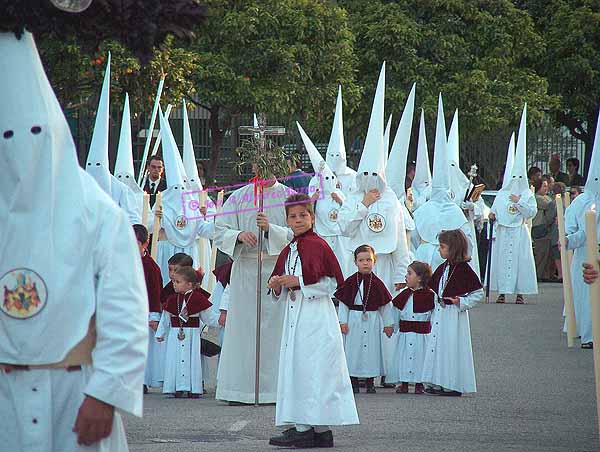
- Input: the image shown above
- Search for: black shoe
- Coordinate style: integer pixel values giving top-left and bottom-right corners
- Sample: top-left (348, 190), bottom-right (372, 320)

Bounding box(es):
top-left (314, 430), bottom-right (334, 448)
top-left (438, 389), bottom-right (462, 397)
top-left (424, 386), bottom-right (443, 395)
top-left (366, 385), bottom-right (376, 394)
top-left (352, 386), bottom-right (359, 394)
top-left (143, 384), bottom-right (148, 394)
top-left (269, 428), bottom-right (315, 447)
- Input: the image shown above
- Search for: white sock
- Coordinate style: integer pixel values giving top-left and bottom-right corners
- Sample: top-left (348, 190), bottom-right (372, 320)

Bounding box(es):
top-left (314, 425), bottom-right (330, 433)
top-left (295, 424), bottom-right (311, 432)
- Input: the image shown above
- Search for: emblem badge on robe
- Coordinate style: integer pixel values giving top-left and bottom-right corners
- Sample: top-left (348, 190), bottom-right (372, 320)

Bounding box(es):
top-left (328, 208), bottom-right (339, 222)
top-left (367, 212), bottom-right (386, 233)
top-left (508, 204), bottom-right (518, 214)
top-left (1, 268), bottom-right (47, 319)
top-left (175, 215), bottom-right (188, 230)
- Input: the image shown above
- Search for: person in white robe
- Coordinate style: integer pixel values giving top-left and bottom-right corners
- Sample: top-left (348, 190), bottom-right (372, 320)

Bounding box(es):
top-left (85, 54), bottom-right (141, 224)
top-left (268, 196), bottom-right (358, 448)
top-left (564, 108), bottom-right (600, 347)
top-left (297, 122), bottom-right (349, 274)
top-left (326, 85), bottom-right (357, 197)
top-left (413, 94), bottom-right (476, 274)
top-left (411, 109), bottom-right (432, 212)
top-left (214, 175), bottom-right (292, 404)
top-left (489, 105), bottom-right (538, 304)
top-left (0, 32), bottom-right (147, 452)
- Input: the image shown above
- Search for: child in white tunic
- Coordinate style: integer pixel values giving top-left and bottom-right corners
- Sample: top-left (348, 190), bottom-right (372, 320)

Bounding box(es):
top-left (422, 229), bottom-right (483, 396)
top-left (334, 245), bottom-right (394, 394)
top-left (268, 194), bottom-right (359, 449)
top-left (156, 266), bottom-right (219, 398)
top-left (390, 261), bottom-right (435, 394)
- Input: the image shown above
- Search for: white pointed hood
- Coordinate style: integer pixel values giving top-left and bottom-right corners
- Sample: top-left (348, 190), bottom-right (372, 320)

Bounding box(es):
top-left (383, 114), bottom-right (392, 166)
top-left (447, 109), bottom-right (470, 203)
top-left (156, 109), bottom-right (197, 247)
top-left (501, 132), bottom-right (515, 191)
top-left (85, 53), bottom-right (112, 194)
top-left (412, 109), bottom-right (432, 203)
top-left (297, 122), bottom-right (337, 193)
top-left (114, 93), bottom-right (141, 193)
top-left (326, 85), bottom-right (350, 175)
top-left (356, 62), bottom-right (387, 192)
top-left (182, 100), bottom-right (203, 192)
top-left (385, 83), bottom-right (415, 200)
top-left (509, 104), bottom-right (530, 195)
top-left (585, 108), bottom-right (600, 196)
top-left (414, 94), bottom-right (467, 243)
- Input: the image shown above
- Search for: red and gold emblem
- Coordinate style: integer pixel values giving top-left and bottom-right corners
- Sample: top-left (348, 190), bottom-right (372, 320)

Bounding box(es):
top-left (175, 215), bottom-right (188, 230)
top-left (1, 269), bottom-right (47, 319)
top-left (367, 213), bottom-right (386, 233)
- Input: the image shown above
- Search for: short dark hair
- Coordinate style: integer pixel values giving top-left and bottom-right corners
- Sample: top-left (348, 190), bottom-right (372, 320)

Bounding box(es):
top-left (148, 155), bottom-right (163, 166)
top-left (553, 181), bottom-right (566, 196)
top-left (527, 166), bottom-right (542, 179)
top-left (533, 177), bottom-right (545, 193)
top-left (354, 244), bottom-right (376, 261)
top-left (133, 224), bottom-right (149, 244)
top-left (438, 229), bottom-right (470, 264)
top-left (168, 252), bottom-right (193, 267)
top-left (408, 261), bottom-right (432, 287)
top-left (174, 266), bottom-right (201, 287)
top-left (284, 193), bottom-right (314, 216)
top-left (567, 157), bottom-right (580, 171)
top-left (570, 185), bottom-right (583, 196)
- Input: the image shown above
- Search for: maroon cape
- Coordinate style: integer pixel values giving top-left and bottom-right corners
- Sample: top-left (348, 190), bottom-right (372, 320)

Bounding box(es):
top-left (270, 229), bottom-right (344, 289)
top-left (161, 273), bottom-right (211, 309)
top-left (392, 287), bottom-right (435, 313)
top-left (142, 254), bottom-right (163, 313)
top-left (334, 272), bottom-right (391, 311)
top-left (213, 260), bottom-right (233, 287)
top-left (429, 261), bottom-right (483, 298)
top-left (164, 288), bottom-right (212, 316)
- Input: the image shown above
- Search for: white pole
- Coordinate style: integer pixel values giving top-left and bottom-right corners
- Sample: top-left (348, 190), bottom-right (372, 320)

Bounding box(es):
top-left (138, 77), bottom-right (165, 185)
top-left (140, 104), bottom-right (173, 189)
top-left (556, 194), bottom-right (577, 347)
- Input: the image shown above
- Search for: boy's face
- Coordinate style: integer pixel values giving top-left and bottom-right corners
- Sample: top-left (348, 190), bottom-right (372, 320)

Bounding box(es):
top-left (405, 267), bottom-right (421, 289)
top-left (355, 251), bottom-right (375, 274)
top-left (286, 205), bottom-right (314, 236)
top-left (172, 274), bottom-right (193, 294)
top-left (168, 264), bottom-right (180, 282)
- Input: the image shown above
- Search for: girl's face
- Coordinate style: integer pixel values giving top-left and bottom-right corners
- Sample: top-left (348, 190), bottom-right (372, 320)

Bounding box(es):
top-left (405, 267), bottom-right (422, 289)
top-left (172, 275), bottom-right (194, 294)
top-left (286, 205), bottom-right (314, 236)
top-left (355, 251), bottom-right (375, 274)
top-left (439, 242), bottom-right (450, 260)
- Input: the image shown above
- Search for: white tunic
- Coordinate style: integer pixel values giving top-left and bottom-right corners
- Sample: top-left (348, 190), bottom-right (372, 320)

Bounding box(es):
top-left (156, 306), bottom-right (219, 394)
top-left (337, 282), bottom-right (393, 377)
top-left (273, 242), bottom-right (359, 427)
top-left (145, 310), bottom-right (165, 387)
top-left (421, 266), bottom-right (483, 393)
top-left (214, 183), bottom-right (291, 403)
top-left (490, 195), bottom-right (538, 294)
top-left (565, 193), bottom-right (598, 344)
top-left (387, 293), bottom-right (432, 384)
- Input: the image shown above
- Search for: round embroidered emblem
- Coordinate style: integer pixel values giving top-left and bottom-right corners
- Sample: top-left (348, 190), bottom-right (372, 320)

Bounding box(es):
top-left (328, 208), bottom-right (339, 222)
top-left (175, 215), bottom-right (188, 230)
top-left (508, 204), bottom-right (518, 215)
top-left (1, 268), bottom-right (47, 319)
top-left (367, 213), bottom-right (386, 233)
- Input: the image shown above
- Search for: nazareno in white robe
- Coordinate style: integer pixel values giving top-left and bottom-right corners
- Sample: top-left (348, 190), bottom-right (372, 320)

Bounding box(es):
top-left (387, 293), bottom-right (433, 384)
top-left (565, 192), bottom-right (598, 344)
top-left (156, 305), bottom-right (219, 394)
top-left (214, 182), bottom-right (292, 403)
top-left (421, 265), bottom-right (483, 393)
top-left (337, 283), bottom-right (393, 378)
top-left (272, 242), bottom-right (359, 427)
top-left (489, 193), bottom-right (538, 295)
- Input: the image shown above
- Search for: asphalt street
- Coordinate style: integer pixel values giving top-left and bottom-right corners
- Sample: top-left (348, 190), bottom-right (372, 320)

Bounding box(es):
top-left (124, 284), bottom-right (598, 452)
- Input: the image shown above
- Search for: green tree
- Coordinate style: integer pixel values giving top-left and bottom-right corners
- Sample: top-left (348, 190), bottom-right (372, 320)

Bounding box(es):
top-left (521, 0), bottom-right (600, 172)
top-left (188, 0), bottom-right (359, 183)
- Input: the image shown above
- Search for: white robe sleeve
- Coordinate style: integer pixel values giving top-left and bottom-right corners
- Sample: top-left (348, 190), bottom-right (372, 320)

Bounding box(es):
top-left (200, 307), bottom-right (221, 328)
top-left (219, 284), bottom-right (230, 311)
top-left (379, 302), bottom-right (394, 327)
top-left (85, 210), bottom-right (148, 418)
top-left (391, 210), bottom-right (410, 284)
top-left (338, 197), bottom-right (369, 237)
top-left (149, 311), bottom-right (161, 322)
top-left (155, 310), bottom-right (170, 340)
top-left (338, 301), bottom-right (350, 324)
top-left (516, 195), bottom-right (537, 219)
top-left (196, 219), bottom-right (216, 240)
top-left (267, 223), bottom-right (293, 256)
top-left (299, 275), bottom-right (336, 300)
top-left (458, 288), bottom-right (484, 312)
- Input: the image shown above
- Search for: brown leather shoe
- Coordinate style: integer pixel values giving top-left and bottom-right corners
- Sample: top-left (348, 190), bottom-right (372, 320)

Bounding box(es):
top-left (395, 382), bottom-right (409, 394)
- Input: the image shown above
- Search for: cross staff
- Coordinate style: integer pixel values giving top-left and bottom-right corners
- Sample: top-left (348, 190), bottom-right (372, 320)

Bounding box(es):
top-left (238, 118), bottom-right (286, 406)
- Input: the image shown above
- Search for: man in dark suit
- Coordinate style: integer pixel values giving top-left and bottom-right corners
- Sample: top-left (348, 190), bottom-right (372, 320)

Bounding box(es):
top-left (142, 155), bottom-right (167, 207)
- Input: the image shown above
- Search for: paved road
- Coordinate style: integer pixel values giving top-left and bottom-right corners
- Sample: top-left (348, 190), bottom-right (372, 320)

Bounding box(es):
top-left (124, 284), bottom-right (598, 451)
